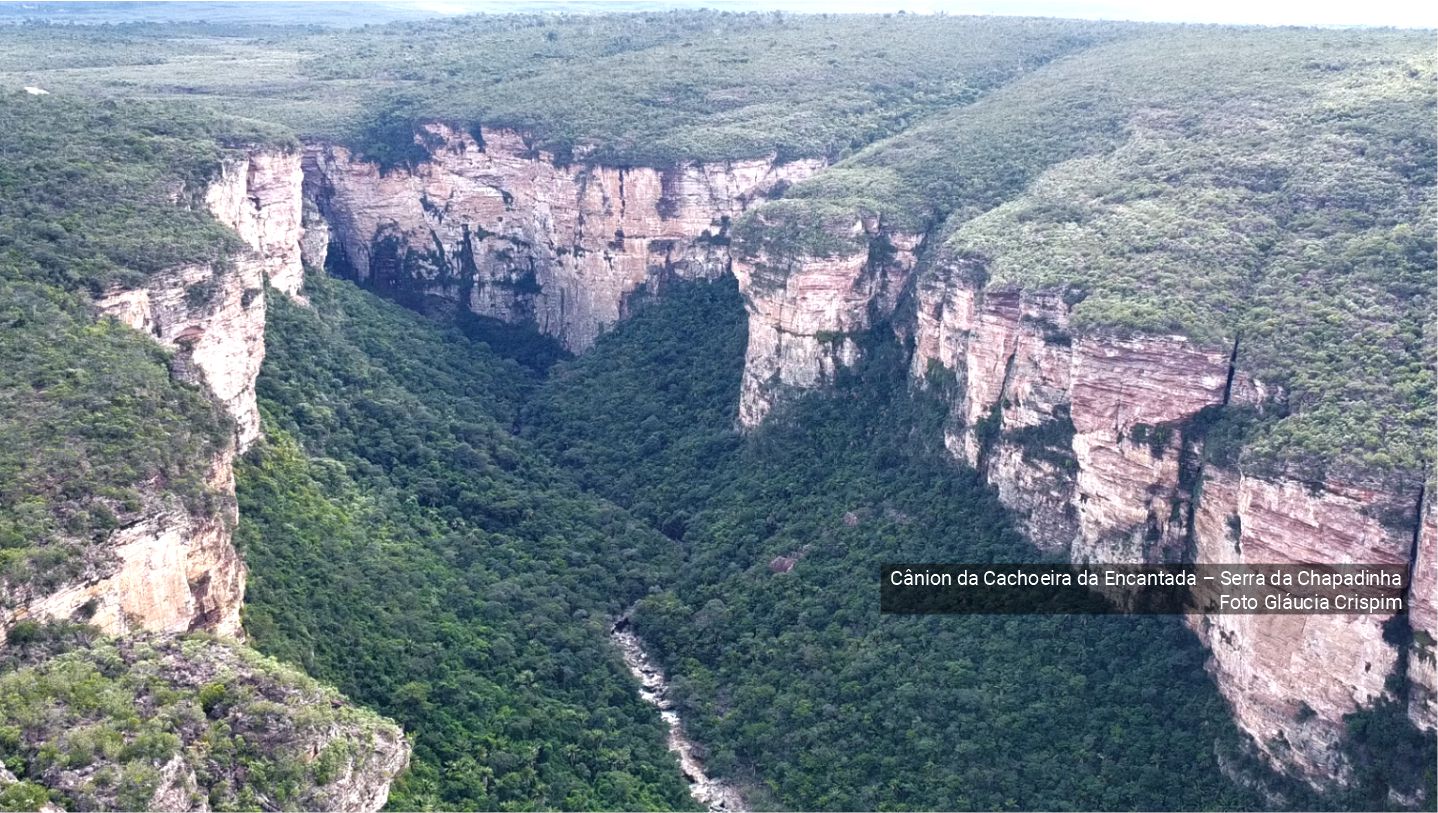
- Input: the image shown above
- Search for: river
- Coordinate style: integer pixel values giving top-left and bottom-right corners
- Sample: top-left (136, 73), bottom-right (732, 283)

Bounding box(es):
top-left (611, 616), bottom-right (747, 812)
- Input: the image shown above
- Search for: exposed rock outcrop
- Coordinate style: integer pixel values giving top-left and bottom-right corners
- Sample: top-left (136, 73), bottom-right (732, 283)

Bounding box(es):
top-left (1191, 467), bottom-right (1417, 780)
top-left (2, 452), bottom-right (244, 643)
top-left (4, 147), bottom-right (305, 644)
top-left (904, 255), bottom-right (1434, 782)
top-left (733, 219), bottom-right (921, 425)
top-left (205, 149), bottom-right (307, 303)
top-left (724, 215), bottom-right (1435, 783)
top-left (306, 124), bottom-right (822, 352)
top-left (0, 634), bottom-right (409, 813)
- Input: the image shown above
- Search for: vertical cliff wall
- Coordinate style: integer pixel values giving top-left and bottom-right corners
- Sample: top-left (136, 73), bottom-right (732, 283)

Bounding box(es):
top-left (903, 257), bottom-right (1434, 783)
top-left (732, 217), bottom-right (921, 426)
top-left (729, 218), bottom-right (1431, 784)
top-left (5, 148), bottom-right (306, 643)
top-left (306, 124), bottom-right (823, 352)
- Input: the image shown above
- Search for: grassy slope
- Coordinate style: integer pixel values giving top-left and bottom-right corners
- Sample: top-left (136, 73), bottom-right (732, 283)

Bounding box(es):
top-left (735, 27), bottom-right (1435, 479)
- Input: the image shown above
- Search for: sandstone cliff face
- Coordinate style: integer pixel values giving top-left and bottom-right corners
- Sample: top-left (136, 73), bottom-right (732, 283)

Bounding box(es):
top-left (205, 149), bottom-right (307, 303)
top-left (1191, 467), bottom-right (1417, 780)
top-left (733, 220), bottom-right (921, 426)
top-left (98, 148), bottom-right (305, 453)
top-left (731, 223), bottom-right (1435, 780)
top-left (306, 124), bottom-right (822, 352)
top-left (1410, 495), bottom-right (1438, 731)
top-left (904, 256), bottom-right (1435, 781)
top-left (4, 148), bottom-right (305, 644)
top-left (2, 452), bottom-right (244, 643)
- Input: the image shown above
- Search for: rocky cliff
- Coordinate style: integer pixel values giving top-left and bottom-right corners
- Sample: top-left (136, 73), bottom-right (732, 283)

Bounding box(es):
top-left (306, 123), bottom-right (823, 352)
top-left (0, 634), bottom-right (410, 812)
top-left (900, 255), bottom-right (1434, 783)
top-left (4, 148), bottom-right (306, 644)
top-left (733, 216), bottom-right (921, 426)
top-left (726, 213), bottom-right (1431, 783)
top-left (3, 453), bottom-right (245, 643)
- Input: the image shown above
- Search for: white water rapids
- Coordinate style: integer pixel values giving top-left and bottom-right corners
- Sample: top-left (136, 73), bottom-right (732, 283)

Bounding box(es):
top-left (611, 618), bottom-right (747, 812)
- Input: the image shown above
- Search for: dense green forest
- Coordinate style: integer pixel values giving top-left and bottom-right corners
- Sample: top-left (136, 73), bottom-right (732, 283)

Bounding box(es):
top-left (2, 11), bottom-right (1434, 812)
top-left (523, 280), bottom-right (1434, 809)
top-left (236, 274), bottom-right (692, 810)
top-left (239, 272), bottom-right (1292, 810)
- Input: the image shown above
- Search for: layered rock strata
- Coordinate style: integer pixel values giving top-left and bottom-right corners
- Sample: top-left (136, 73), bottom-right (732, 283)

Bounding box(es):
top-left (5, 148), bottom-right (305, 643)
top-left (306, 124), bottom-right (823, 352)
top-left (733, 219), bottom-right (921, 426)
top-left (728, 219), bottom-right (1432, 782)
top-left (903, 257), bottom-right (1434, 781)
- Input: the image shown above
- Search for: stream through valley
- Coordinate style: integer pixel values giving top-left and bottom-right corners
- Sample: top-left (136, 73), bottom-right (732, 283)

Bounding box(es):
top-left (611, 616), bottom-right (747, 812)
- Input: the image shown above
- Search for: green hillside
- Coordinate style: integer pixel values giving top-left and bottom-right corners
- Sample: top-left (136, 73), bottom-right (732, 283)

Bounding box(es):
top-left (734, 27), bottom-right (1435, 479)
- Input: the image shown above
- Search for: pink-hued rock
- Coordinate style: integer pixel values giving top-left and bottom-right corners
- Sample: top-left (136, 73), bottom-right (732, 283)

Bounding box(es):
top-left (901, 256), bottom-right (1435, 782)
top-left (1192, 467), bottom-right (1416, 780)
top-left (1, 452), bottom-right (244, 643)
top-left (734, 225), bottom-right (920, 425)
top-left (3, 147), bottom-right (304, 644)
top-left (309, 124), bottom-right (822, 352)
top-left (1408, 495), bottom-right (1437, 731)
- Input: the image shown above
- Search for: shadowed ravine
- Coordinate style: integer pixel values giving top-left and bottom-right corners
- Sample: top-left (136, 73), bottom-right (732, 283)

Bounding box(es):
top-left (612, 615), bottom-right (747, 812)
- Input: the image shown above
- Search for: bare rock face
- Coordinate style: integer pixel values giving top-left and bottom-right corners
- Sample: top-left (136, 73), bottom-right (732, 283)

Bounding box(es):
top-left (733, 221), bottom-right (921, 426)
top-left (98, 147), bottom-right (306, 453)
top-left (96, 259), bottom-right (267, 454)
top-left (901, 256), bottom-right (1436, 782)
top-left (1410, 495), bottom-right (1438, 731)
top-left (205, 149), bottom-right (307, 302)
top-left (3, 452), bottom-right (245, 643)
top-left (1192, 467), bottom-right (1416, 780)
top-left (307, 124), bottom-right (822, 352)
top-left (4, 148), bottom-right (305, 644)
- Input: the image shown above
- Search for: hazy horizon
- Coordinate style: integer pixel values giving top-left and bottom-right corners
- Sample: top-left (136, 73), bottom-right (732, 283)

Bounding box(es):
top-left (0, 0), bottom-right (1434, 29)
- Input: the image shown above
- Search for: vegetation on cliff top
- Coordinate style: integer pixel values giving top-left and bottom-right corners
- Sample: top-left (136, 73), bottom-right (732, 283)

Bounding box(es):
top-left (944, 34), bottom-right (1435, 477)
top-left (0, 12), bottom-right (1132, 165)
top-left (0, 630), bottom-right (405, 812)
top-left (0, 92), bottom-right (273, 601)
top-left (3, 14), bottom-right (1428, 472)
top-left (736, 27), bottom-right (1435, 477)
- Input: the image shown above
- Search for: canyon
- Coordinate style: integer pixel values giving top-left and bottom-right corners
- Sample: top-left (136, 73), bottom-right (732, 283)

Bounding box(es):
top-left (304, 130), bottom-right (1434, 788)
top-left (737, 224), bottom-right (1435, 785)
top-left (11, 120), bottom-right (1425, 802)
